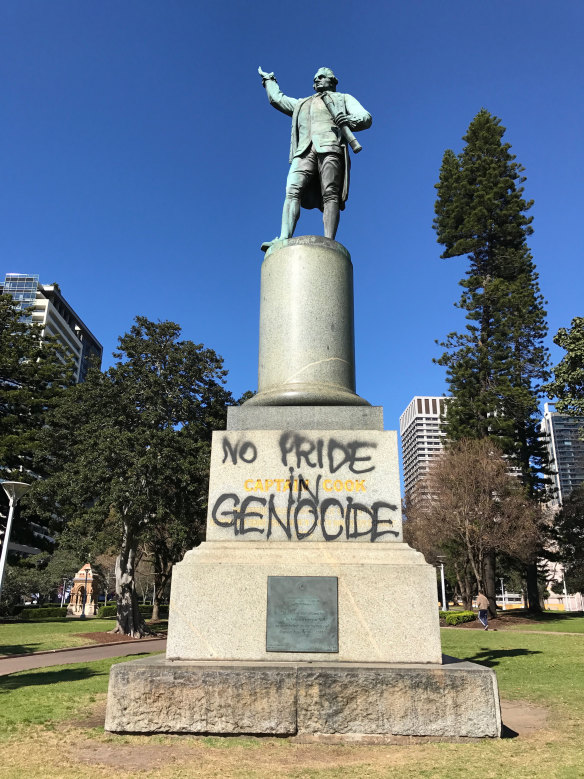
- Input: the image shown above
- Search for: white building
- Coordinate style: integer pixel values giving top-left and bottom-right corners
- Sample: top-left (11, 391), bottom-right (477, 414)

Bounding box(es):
top-left (399, 396), bottom-right (448, 497)
top-left (1, 273), bottom-right (102, 382)
top-left (541, 402), bottom-right (584, 506)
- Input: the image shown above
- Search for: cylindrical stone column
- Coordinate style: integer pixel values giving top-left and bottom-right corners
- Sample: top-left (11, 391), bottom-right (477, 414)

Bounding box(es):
top-left (245, 236), bottom-right (369, 406)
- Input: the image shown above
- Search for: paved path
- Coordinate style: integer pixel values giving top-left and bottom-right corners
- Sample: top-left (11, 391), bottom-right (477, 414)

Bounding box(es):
top-left (0, 638), bottom-right (167, 676)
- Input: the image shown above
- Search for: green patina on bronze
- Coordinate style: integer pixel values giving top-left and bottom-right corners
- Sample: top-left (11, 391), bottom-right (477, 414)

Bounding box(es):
top-left (258, 66), bottom-right (372, 251)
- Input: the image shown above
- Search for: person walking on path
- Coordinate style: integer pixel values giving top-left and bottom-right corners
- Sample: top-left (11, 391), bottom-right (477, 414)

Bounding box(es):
top-left (476, 590), bottom-right (490, 630)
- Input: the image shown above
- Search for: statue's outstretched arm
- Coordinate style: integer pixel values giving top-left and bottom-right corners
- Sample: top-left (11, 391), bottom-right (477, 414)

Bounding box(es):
top-left (258, 65), bottom-right (297, 117)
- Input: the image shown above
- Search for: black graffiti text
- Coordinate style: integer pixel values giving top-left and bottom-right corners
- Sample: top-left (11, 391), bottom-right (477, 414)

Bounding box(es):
top-left (211, 467), bottom-right (398, 542)
top-left (278, 432), bottom-right (377, 474)
top-left (221, 436), bottom-right (258, 465)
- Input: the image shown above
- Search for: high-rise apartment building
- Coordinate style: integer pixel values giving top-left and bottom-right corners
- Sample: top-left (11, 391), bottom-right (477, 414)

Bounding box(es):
top-left (1, 273), bottom-right (102, 381)
top-left (541, 402), bottom-right (584, 505)
top-left (399, 396), bottom-right (448, 497)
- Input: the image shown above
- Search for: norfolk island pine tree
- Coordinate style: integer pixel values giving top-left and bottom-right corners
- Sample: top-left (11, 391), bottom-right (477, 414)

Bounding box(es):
top-left (433, 109), bottom-right (551, 614)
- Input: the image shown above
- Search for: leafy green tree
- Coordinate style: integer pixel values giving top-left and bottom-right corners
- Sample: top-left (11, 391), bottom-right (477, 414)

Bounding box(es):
top-left (33, 317), bottom-right (233, 637)
top-left (546, 317), bottom-right (584, 416)
top-left (0, 294), bottom-right (75, 561)
top-left (433, 109), bottom-right (551, 611)
top-left (138, 384), bottom-right (255, 620)
top-left (0, 563), bottom-right (50, 612)
top-left (142, 504), bottom-right (203, 621)
top-left (0, 543), bottom-right (85, 614)
top-left (0, 293), bottom-right (75, 480)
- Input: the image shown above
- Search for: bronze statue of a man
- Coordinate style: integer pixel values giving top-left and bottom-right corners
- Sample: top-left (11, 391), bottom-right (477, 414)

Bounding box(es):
top-left (258, 66), bottom-right (372, 250)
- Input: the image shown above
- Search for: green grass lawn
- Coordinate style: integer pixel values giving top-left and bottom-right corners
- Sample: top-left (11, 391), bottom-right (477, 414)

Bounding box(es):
top-left (0, 627), bottom-right (583, 778)
top-left (505, 612), bottom-right (584, 633)
top-left (441, 628), bottom-right (584, 710)
top-left (0, 654), bottom-right (145, 737)
top-left (0, 618), bottom-right (118, 656)
top-left (0, 618), bottom-right (168, 657)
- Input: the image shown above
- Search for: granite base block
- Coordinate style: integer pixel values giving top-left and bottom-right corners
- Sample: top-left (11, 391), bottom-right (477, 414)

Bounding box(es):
top-left (166, 542), bottom-right (441, 664)
top-left (226, 404), bottom-right (384, 431)
top-left (105, 656), bottom-right (501, 739)
top-left (105, 656), bottom-right (297, 735)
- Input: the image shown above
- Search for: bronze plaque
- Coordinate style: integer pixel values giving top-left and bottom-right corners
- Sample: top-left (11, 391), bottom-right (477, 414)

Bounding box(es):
top-left (266, 576), bottom-right (338, 652)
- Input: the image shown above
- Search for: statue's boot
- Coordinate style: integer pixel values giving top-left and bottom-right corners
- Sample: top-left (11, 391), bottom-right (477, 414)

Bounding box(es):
top-left (260, 237), bottom-right (282, 253)
top-left (323, 201), bottom-right (340, 240)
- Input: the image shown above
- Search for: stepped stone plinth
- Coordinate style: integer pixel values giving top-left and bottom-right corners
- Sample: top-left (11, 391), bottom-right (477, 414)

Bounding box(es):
top-left (105, 237), bottom-right (501, 740)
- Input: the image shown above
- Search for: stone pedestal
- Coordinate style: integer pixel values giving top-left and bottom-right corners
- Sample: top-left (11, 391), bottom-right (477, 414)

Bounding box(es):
top-left (105, 237), bottom-right (501, 740)
top-left (227, 404), bottom-right (384, 431)
top-left (105, 656), bottom-right (502, 739)
top-left (161, 424), bottom-right (444, 664)
top-left (244, 236), bottom-right (369, 406)
top-left (166, 541), bottom-right (442, 664)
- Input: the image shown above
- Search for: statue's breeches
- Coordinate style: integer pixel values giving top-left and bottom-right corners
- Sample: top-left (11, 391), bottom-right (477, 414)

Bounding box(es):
top-left (286, 146), bottom-right (344, 204)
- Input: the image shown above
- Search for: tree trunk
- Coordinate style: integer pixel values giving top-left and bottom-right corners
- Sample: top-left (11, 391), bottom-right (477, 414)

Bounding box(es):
top-left (463, 570), bottom-right (473, 611)
top-left (111, 520), bottom-right (149, 637)
top-left (151, 569), bottom-right (171, 622)
top-left (151, 574), bottom-right (163, 622)
top-left (454, 568), bottom-right (464, 608)
top-left (483, 549), bottom-right (498, 619)
top-left (526, 561), bottom-right (543, 613)
top-left (454, 561), bottom-right (473, 610)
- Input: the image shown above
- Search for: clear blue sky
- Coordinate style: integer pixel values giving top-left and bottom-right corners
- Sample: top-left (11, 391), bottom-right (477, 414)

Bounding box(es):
top-left (3, 1), bottom-right (583, 433)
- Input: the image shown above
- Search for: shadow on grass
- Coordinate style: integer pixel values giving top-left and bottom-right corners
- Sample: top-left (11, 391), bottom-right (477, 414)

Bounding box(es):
top-left (0, 644), bottom-right (42, 657)
top-left (506, 610), bottom-right (584, 624)
top-left (0, 665), bottom-right (102, 692)
top-left (501, 724), bottom-right (519, 739)
top-left (463, 647), bottom-right (542, 668)
top-left (19, 617), bottom-right (104, 624)
top-left (147, 620), bottom-right (168, 634)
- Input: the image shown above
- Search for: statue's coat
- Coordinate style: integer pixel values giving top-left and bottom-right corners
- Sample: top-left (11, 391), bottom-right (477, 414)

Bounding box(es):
top-left (265, 81), bottom-right (372, 212)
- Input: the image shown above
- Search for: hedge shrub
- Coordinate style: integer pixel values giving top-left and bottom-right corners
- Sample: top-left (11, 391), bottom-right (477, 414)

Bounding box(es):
top-left (96, 604), bottom-right (117, 618)
top-left (96, 603), bottom-right (169, 619)
top-left (445, 610), bottom-right (476, 626)
top-left (4, 605), bottom-right (24, 617)
top-left (19, 606), bottom-right (69, 621)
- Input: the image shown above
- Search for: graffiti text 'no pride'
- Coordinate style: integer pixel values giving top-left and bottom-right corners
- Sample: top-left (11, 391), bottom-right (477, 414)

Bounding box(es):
top-left (222, 433), bottom-right (377, 474)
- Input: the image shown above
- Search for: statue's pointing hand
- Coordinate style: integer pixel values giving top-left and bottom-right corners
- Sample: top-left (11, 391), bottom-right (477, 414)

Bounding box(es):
top-left (258, 66), bottom-right (275, 82)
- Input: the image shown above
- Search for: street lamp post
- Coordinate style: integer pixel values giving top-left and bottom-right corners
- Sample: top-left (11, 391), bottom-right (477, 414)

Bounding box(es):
top-left (0, 481), bottom-right (31, 602)
top-left (437, 556), bottom-right (448, 612)
top-left (499, 578), bottom-right (506, 611)
top-left (60, 577), bottom-right (69, 608)
top-left (563, 577), bottom-right (570, 613)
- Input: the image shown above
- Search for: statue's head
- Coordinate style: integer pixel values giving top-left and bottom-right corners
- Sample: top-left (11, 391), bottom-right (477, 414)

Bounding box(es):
top-left (313, 67), bottom-right (338, 93)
